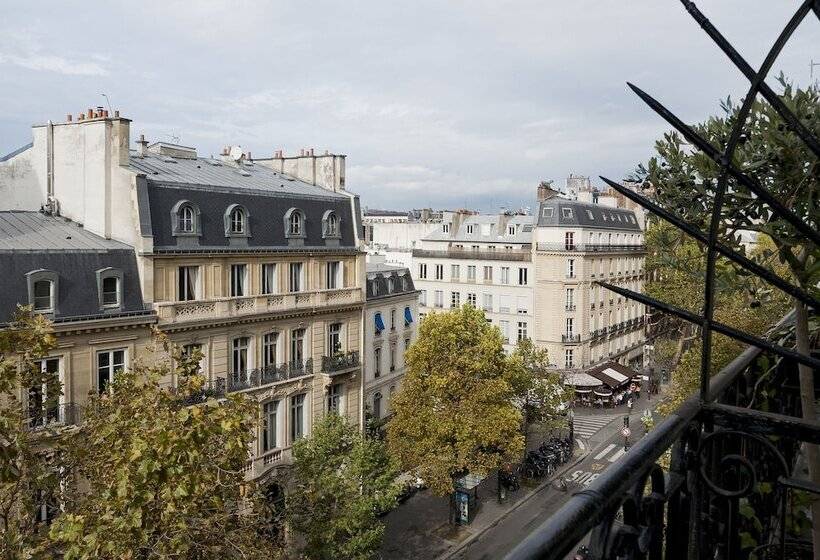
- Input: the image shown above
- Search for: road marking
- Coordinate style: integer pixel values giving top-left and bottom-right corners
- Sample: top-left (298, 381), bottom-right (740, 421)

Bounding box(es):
top-left (568, 470), bottom-right (601, 486)
top-left (608, 447), bottom-right (626, 463)
top-left (594, 444), bottom-right (616, 460)
top-left (576, 439), bottom-right (586, 451)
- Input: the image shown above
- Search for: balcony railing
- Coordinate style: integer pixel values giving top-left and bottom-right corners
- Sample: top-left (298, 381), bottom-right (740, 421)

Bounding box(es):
top-left (25, 402), bottom-right (82, 429)
top-left (565, 304), bottom-right (576, 311)
top-left (321, 351), bottom-right (360, 374)
top-left (155, 287), bottom-right (363, 324)
top-left (241, 446), bottom-right (293, 480)
top-left (561, 333), bottom-right (580, 343)
top-left (227, 360), bottom-right (313, 392)
top-left (536, 243), bottom-right (647, 253)
top-left (412, 248), bottom-right (531, 262)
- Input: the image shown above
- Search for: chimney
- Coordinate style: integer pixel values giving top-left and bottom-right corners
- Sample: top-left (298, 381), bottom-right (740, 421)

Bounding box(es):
top-left (137, 134), bottom-right (149, 157)
top-left (66, 114), bottom-right (72, 122)
top-left (537, 181), bottom-right (558, 202)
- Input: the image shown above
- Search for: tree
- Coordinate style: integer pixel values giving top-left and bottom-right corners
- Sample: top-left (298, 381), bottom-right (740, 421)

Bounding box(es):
top-left (386, 305), bottom-right (524, 496)
top-left (0, 307), bottom-right (59, 557)
top-left (49, 337), bottom-right (280, 559)
top-left (640, 79), bottom-right (819, 552)
top-left (509, 339), bottom-right (573, 449)
top-left (287, 413), bottom-right (399, 560)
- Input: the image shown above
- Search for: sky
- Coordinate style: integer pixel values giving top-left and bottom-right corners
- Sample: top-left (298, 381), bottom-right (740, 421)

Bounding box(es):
top-left (0, 1), bottom-right (817, 212)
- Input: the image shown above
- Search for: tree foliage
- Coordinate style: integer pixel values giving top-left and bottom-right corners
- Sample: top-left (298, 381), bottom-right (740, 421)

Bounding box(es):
top-left (287, 413), bottom-right (399, 560)
top-left (386, 305), bottom-right (524, 496)
top-left (49, 337), bottom-right (280, 560)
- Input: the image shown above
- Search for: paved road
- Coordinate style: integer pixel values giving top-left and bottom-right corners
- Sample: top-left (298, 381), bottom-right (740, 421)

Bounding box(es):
top-left (450, 414), bottom-right (638, 560)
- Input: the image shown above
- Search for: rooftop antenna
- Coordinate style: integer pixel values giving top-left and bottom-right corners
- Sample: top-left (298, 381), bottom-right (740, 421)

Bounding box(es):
top-left (100, 93), bottom-right (112, 114)
top-left (163, 133), bottom-right (181, 144)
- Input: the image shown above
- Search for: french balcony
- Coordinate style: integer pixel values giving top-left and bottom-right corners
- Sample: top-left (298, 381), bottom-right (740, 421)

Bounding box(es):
top-left (321, 350), bottom-right (360, 375)
top-left (565, 304), bottom-right (576, 311)
top-left (155, 287), bottom-right (363, 325)
top-left (561, 333), bottom-right (581, 343)
top-left (25, 402), bottom-right (82, 430)
top-left (412, 248), bottom-right (532, 262)
top-left (228, 360), bottom-right (314, 393)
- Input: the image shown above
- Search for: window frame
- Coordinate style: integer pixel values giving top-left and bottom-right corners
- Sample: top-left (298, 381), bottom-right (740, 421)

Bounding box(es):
top-left (178, 265), bottom-right (200, 301)
top-left (261, 263), bottom-right (278, 295)
top-left (285, 208), bottom-right (306, 239)
top-left (26, 270), bottom-right (59, 314)
top-left (96, 267), bottom-right (123, 311)
top-left (230, 264), bottom-right (248, 297)
top-left (97, 348), bottom-right (126, 393)
top-left (321, 210), bottom-right (341, 239)
top-left (223, 204), bottom-right (251, 238)
top-left (170, 200), bottom-right (201, 237)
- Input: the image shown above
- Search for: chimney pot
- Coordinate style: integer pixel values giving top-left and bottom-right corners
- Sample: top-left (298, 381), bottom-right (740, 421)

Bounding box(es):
top-left (247, 151), bottom-right (252, 160)
top-left (103, 109), bottom-right (109, 117)
top-left (87, 108), bottom-right (93, 119)
top-left (66, 114), bottom-right (72, 122)
top-left (114, 110), bottom-right (120, 118)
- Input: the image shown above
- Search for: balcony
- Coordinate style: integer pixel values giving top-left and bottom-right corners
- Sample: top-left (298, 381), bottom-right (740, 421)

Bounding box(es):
top-left (241, 446), bottom-right (293, 479)
top-left (535, 243), bottom-right (647, 254)
top-left (155, 287), bottom-right (363, 325)
top-left (412, 248), bottom-right (531, 262)
top-left (25, 402), bottom-right (82, 430)
top-left (561, 333), bottom-right (580, 343)
top-left (321, 350), bottom-right (360, 375)
top-left (565, 304), bottom-right (576, 311)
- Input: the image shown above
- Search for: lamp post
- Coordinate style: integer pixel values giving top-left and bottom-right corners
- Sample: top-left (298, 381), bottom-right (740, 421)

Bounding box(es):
top-left (622, 416), bottom-right (631, 452)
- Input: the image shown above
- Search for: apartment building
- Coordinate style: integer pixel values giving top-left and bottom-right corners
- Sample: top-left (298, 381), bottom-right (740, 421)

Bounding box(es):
top-left (363, 263), bottom-right (418, 428)
top-left (408, 180), bottom-right (646, 371)
top-left (0, 108), bottom-right (366, 485)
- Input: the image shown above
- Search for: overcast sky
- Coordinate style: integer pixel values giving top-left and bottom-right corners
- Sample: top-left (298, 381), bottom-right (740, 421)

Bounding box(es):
top-left (1, 1), bottom-right (817, 212)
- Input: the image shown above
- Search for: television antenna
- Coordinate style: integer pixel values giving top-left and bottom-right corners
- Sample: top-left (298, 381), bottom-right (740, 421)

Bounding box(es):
top-left (100, 93), bottom-right (112, 113)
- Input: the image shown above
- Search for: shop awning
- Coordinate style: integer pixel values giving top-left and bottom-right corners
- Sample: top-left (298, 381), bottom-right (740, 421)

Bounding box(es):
top-left (564, 372), bottom-right (603, 388)
top-left (574, 388), bottom-right (593, 394)
top-left (586, 361), bottom-right (639, 389)
top-left (594, 388), bottom-right (613, 397)
top-left (375, 312), bottom-right (386, 332)
top-left (404, 306), bottom-right (413, 325)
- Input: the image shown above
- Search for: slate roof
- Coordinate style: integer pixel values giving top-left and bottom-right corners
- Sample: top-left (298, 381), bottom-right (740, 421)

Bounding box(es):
top-left (537, 199), bottom-right (640, 231)
top-left (129, 152), bottom-right (347, 201)
top-left (366, 263), bottom-right (416, 301)
top-left (0, 142), bottom-right (33, 163)
top-left (424, 214), bottom-right (536, 244)
top-left (0, 212), bottom-right (132, 252)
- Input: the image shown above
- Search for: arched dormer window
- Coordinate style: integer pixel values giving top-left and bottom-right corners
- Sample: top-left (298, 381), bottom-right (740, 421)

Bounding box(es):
top-left (171, 200), bottom-right (201, 237)
top-left (224, 204), bottom-right (251, 238)
top-left (322, 210), bottom-right (340, 239)
top-left (284, 208), bottom-right (306, 239)
top-left (26, 270), bottom-right (59, 314)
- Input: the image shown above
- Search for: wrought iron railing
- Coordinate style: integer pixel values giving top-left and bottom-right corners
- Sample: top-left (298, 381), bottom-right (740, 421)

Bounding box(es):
top-left (412, 248), bottom-right (532, 262)
top-left (536, 243), bottom-right (647, 253)
top-left (321, 351), bottom-right (360, 374)
top-left (562, 334), bottom-right (581, 343)
top-left (25, 403), bottom-right (82, 429)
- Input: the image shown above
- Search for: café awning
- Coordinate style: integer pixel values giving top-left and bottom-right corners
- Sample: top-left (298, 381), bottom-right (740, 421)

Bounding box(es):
top-left (564, 372), bottom-right (603, 388)
top-left (586, 361), bottom-right (639, 389)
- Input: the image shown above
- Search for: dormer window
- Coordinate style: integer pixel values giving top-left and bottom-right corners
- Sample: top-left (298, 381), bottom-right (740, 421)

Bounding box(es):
top-left (26, 270), bottom-right (58, 314)
top-left (466, 224), bottom-right (474, 234)
top-left (96, 268), bottom-right (123, 310)
top-left (285, 208), bottom-right (306, 239)
top-left (542, 207), bottom-right (554, 218)
top-left (224, 204), bottom-right (251, 238)
top-left (171, 200), bottom-right (201, 237)
top-left (321, 210), bottom-right (340, 239)
top-left (388, 277), bottom-right (395, 293)
top-left (508, 225), bottom-right (516, 235)
top-left (562, 208), bottom-right (574, 219)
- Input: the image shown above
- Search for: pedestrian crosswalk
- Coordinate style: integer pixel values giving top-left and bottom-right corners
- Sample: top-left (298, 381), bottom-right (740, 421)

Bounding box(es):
top-left (572, 414), bottom-right (619, 440)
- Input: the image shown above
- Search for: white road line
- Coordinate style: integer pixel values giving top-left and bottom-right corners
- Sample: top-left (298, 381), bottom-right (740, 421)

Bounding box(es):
top-left (608, 447), bottom-right (626, 463)
top-left (594, 444), bottom-right (616, 460)
top-left (576, 439), bottom-right (586, 451)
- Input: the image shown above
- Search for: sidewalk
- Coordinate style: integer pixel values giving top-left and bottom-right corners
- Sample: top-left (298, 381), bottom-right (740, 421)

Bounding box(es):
top-left (379, 450), bottom-right (587, 560)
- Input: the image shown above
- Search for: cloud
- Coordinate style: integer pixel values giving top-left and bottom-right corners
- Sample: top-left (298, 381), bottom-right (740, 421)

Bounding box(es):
top-left (0, 28), bottom-right (108, 76)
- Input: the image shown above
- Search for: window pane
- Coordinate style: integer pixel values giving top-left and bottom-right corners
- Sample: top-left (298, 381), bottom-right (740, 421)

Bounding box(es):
top-left (102, 276), bottom-right (119, 305)
top-left (33, 280), bottom-right (52, 310)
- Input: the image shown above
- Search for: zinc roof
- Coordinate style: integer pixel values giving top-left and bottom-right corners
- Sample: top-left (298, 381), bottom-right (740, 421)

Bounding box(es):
top-left (0, 211), bottom-right (132, 252)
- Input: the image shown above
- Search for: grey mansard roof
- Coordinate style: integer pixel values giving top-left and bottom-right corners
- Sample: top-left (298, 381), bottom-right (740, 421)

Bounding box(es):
top-left (424, 214), bottom-right (536, 244)
top-left (537, 199), bottom-right (640, 231)
top-left (0, 212), bottom-right (147, 323)
top-left (366, 263), bottom-right (416, 301)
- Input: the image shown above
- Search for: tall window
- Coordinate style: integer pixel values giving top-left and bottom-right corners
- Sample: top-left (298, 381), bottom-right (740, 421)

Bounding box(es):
top-left (434, 290), bottom-right (444, 308)
top-left (291, 329), bottom-right (305, 365)
top-left (517, 321), bottom-right (528, 342)
top-left (327, 384), bottom-right (342, 413)
top-left (566, 318), bottom-right (574, 337)
top-left (418, 263), bottom-right (427, 279)
top-left (325, 212), bottom-right (338, 237)
top-left (178, 266), bottom-right (199, 301)
top-left (289, 211), bottom-right (303, 236)
top-left (373, 392), bottom-right (382, 419)
top-left (263, 333), bottom-right (278, 368)
top-left (435, 264), bottom-right (444, 280)
top-left (232, 337), bottom-right (249, 374)
top-left (390, 309), bottom-right (396, 330)
top-left (467, 293), bottom-right (476, 307)
top-left (33, 280), bottom-right (54, 312)
top-left (482, 293), bottom-right (493, 311)
top-left (101, 276), bottom-right (120, 307)
top-left (262, 264), bottom-right (277, 295)
top-left (178, 205), bottom-right (194, 233)
top-left (390, 343), bottom-right (396, 371)
top-left (451, 291), bottom-right (461, 308)
top-left (97, 349), bottom-right (125, 393)
top-left (419, 291), bottom-right (427, 306)
top-left (328, 323), bottom-right (342, 355)
top-left (499, 320), bottom-right (510, 343)
top-left (230, 207), bottom-right (246, 234)
top-left (451, 265), bottom-right (460, 279)
top-left (500, 267), bottom-right (510, 284)
top-left (483, 266), bottom-right (493, 282)
top-left (466, 224), bottom-right (474, 234)
top-left (467, 266), bottom-right (476, 281)
top-left (182, 343), bottom-right (203, 373)
top-left (262, 401), bottom-right (278, 452)
top-left (29, 358), bottom-right (60, 426)
top-left (508, 225), bottom-right (516, 235)
top-left (566, 288), bottom-right (574, 308)
top-left (374, 347), bottom-right (382, 378)
top-left (290, 394), bottom-right (305, 441)
top-left (230, 264), bottom-right (247, 297)
top-left (565, 349), bottom-right (574, 368)
top-left (289, 262), bottom-right (303, 292)
top-left (326, 261), bottom-right (341, 289)
top-left (518, 268), bottom-right (528, 285)
top-left (565, 231), bottom-right (575, 250)
top-left (567, 259), bottom-right (575, 278)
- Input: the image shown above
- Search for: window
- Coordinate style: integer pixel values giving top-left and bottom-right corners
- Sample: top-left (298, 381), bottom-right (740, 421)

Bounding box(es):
top-left (566, 318), bottom-right (574, 336)
top-left (419, 291), bottom-right (427, 306)
top-left (178, 205), bottom-right (194, 233)
top-left (483, 266), bottom-right (493, 281)
top-left (451, 291), bottom-right (460, 308)
top-left (97, 349), bottom-right (125, 393)
top-left (182, 343), bottom-right (203, 373)
top-left (442, 223), bottom-right (450, 233)
top-left (291, 328), bottom-right (305, 365)
top-left (232, 337), bottom-right (249, 374)
top-left (374, 347), bottom-right (382, 378)
top-left (434, 290), bottom-right (444, 308)
top-left (542, 207), bottom-right (554, 218)
top-left (373, 392), bottom-right (382, 419)
top-left (482, 293), bottom-right (493, 311)
top-left (586, 210), bottom-right (594, 220)
top-left (263, 333), bottom-right (278, 368)
top-left (262, 401), bottom-right (279, 452)
top-left (326, 261), bottom-right (341, 289)
top-left (451, 264), bottom-right (460, 279)
top-left (471, 245), bottom-right (479, 251)
top-left (418, 263), bottom-right (427, 279)
top-left (467, 266), bottom-right (476, 281)
top-left (404, 338), bottom-right (411, 358)
top-left (565, 232), bottom-right (575, 250)
top-left (33, 279), bottom-right (54, 312)
top-left (499, 294), bottom-right (512, 313)
top-left (565, 349), bottom-right (574, 369)
top-left (517, 322), bottom-right (528, 342)
top-left (387, 277), bottom-right (395, 293)
top-left (435, 264), bottom-right (444, 280)
top-left (499, 320), bottom-right (510, 343)
top-left (466, 224), bottom-right (474, 234)
top-left (290, 394), bottom-right (306, 441)
top-left (390, 343), bottom-right (396, 371)
top-left (562, 208), bottom-right (573, 219)
top-left (229, 206), bottom-right (246, 234)
top-left (171, 200), bottom-right (201, 236)
top-left (230, 264), bottom-right (247, 297)
top-left (500, 267), bottom-right (510, 284)
top-left (286, 209), bottom-right (304, 237)
top-left (262, 263), bottom-right (277, 294)
top-left (467, 293), bottom-right (476, 307)
top-left (518, 268), bottom-right (528, 285)
top-left (508, 225), bottom-right (516, 235)
top-left (322, 210), bottom-right (339, 238)
top-left (100, 276), bottom-right (120, 307)
top-left (28, 358), bottom-right (60, 427)
top-left (566, 288), bottom-right (574, 308)
top-left (178, 266), bottom-right (199, 301)
top-left (567, 259), bottom-right (575, 278)
top-left (289, 262), bottom-right (303, 292)
top-left (517, 296), bottom-right (529, 314)
top-left (327, 384), bottom-right (342, 413)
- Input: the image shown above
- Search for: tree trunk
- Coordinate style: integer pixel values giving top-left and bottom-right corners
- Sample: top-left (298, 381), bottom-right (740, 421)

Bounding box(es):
top-left (794, 301), bottom-right (819, 560)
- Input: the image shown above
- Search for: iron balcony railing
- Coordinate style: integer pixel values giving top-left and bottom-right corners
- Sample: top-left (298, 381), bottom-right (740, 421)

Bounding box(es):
top-left (412, 248), bottom-right (532, 262)
top-left (536, 243), bottom-right (647, 253)
top-left (227, 360), bottom-right (313, 392)
top-left (561, 334), bottom-right (581, 343)
top-left (25, 402), bottom-right (83, 429)
top-left (321, 350), bottom-right (360, 374)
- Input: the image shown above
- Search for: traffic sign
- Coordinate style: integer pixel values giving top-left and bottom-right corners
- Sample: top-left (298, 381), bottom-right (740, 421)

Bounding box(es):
top-left (621, 427), bottom-right (631, 438)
